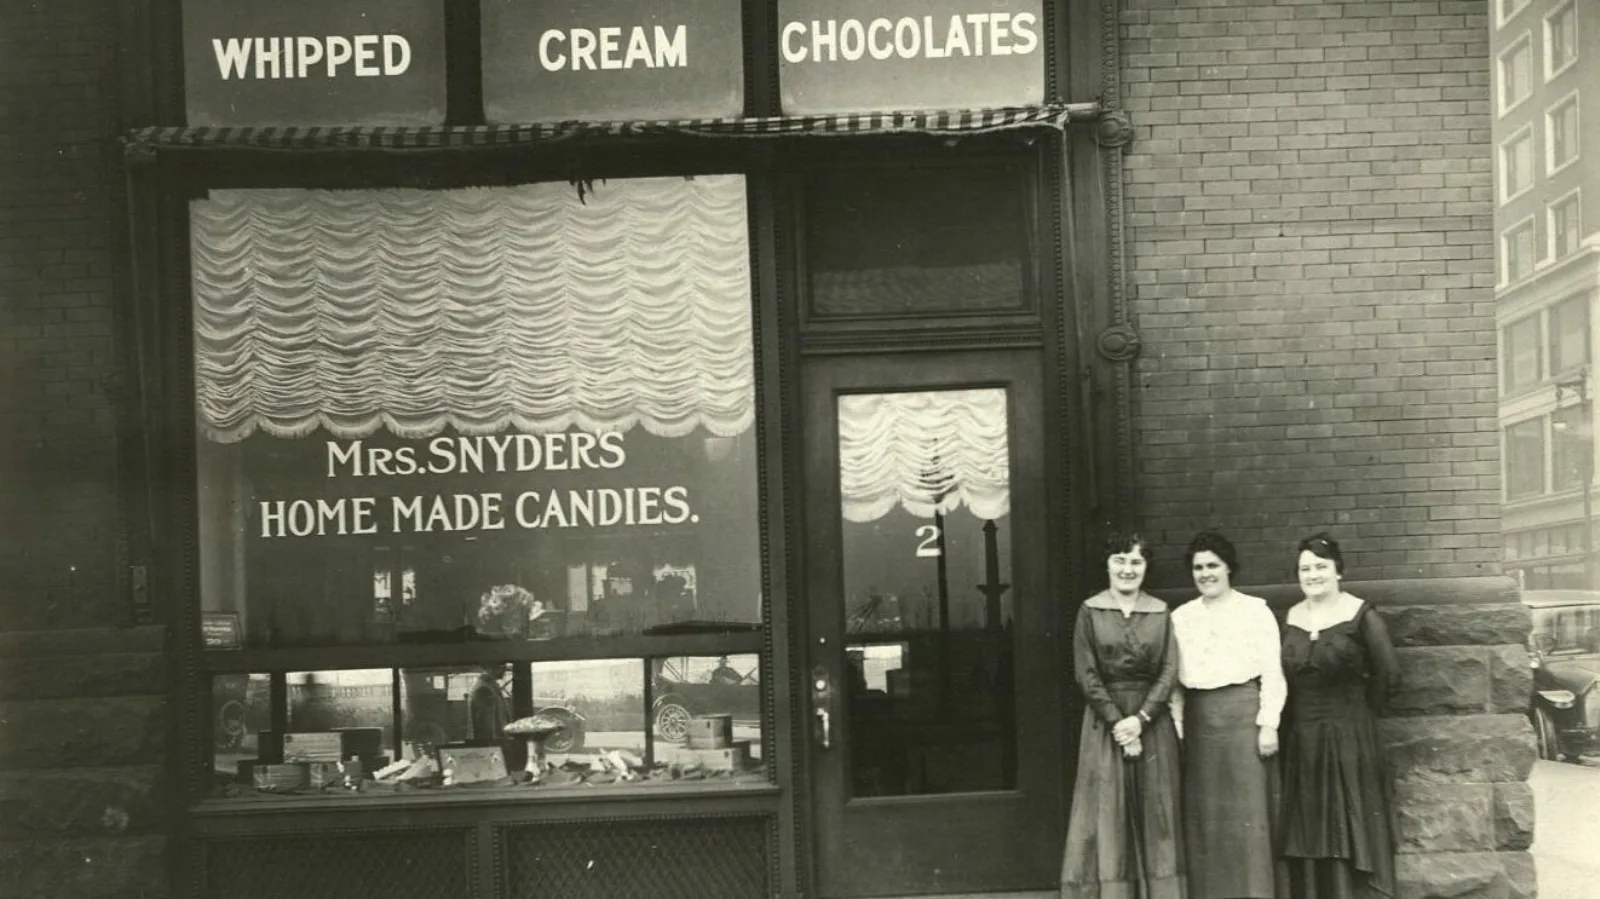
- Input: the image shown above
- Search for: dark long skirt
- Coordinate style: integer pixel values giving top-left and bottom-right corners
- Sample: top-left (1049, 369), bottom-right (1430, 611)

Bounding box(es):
top-left (1182, 682), bottom-right (1288, 899)
top-left (1279, 684), bottom-right (1396, 899)
top-left (1061, 682), bottom-right (1186, 899)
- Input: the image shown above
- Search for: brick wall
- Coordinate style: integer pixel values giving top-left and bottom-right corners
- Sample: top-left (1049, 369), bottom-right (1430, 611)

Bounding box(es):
top-left (1120, 0), bottom-right (1499, 586)
top-left (0, 0), bottom-right (125, 629)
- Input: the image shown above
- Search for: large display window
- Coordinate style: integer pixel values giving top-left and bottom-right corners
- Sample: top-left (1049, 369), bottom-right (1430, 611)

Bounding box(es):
top-left (189, 174), bottom-right (769, 802)
top-left (192, 175), bottom-right (760, 646)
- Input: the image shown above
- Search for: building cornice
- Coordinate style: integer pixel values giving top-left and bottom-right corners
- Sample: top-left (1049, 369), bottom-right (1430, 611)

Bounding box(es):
top-left (1496, 235), bottom-right (1600, 324)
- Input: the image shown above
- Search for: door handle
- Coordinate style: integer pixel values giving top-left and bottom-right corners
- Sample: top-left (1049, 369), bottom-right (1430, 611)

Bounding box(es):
top-left (811, 664), bottom-right (833, 750)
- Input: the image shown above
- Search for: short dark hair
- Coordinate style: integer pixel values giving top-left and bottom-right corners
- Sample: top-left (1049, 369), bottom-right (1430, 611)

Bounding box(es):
top-left (1297, 532), bottom-right (1345, 575)
top-left (1186, 530), bottom-right (1240, 577)
top-left (1102, 531), bottom-right (1153, 565)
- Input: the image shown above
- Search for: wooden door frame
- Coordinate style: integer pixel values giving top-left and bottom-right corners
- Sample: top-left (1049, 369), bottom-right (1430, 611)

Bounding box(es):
top-left (795, 349), bottom-right (1062, 897)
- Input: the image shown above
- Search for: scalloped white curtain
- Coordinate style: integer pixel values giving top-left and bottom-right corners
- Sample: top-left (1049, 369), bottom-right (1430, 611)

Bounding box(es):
top-left (838, 389), bottom-right (1010, 523)
top-left (190, 176), bottom-right (754, 444)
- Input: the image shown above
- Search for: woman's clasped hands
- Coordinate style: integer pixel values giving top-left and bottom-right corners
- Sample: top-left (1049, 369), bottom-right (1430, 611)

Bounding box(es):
top-left (1113, 714), bottom-right (1143, 758)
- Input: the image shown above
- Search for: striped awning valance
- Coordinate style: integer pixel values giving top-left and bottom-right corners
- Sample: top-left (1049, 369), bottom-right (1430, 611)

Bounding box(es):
top-left (125, 103), bottom-right (1101, 154)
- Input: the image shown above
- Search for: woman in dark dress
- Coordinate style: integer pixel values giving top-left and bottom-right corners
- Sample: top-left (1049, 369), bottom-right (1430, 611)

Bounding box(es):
top-left (1061, 533), bottom-right (1186, 899)
top-left (1279, 533), bottom-right (1400, 899)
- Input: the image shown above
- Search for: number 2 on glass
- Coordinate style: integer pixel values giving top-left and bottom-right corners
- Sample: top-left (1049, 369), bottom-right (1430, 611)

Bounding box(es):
top-left (914, 525), bottom-right (942, 558)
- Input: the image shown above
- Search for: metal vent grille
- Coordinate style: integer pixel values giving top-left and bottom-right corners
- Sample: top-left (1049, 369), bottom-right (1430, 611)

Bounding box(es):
top-left (205, 828), bottom-right (472, 899)
top-left (502, 814), bottom-right (771, 899)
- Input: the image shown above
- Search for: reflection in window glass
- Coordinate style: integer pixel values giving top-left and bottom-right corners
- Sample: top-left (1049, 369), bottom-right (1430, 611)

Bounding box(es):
top-left (1500, 39), bottom-right (1532, 111)
top-left (1550, 295), bottom-right (1590, 374)
top-left (1525, 562), bottom-right (1589, 590)
top-left (649, 654), bottom-right (763, 769)
top-left (1506, 418), bottom-right (1546, 500)
top-left (1552, 403), bottom-right (1591, 492)
top-left (527, 658), bottom-right (640, 757)
top-left (401, 665), bottom-right (508, 749)
top-left (1551, 193), bottom-right (1582, 260)
top-left (1504, 220), bottom-right (1537, 283)
top-left (836, 389), bottom-right (1017, 798)
top-left (1502, 131), bottom-right (1533, 199)
top-left (211, 657), bottom-right (765, 800)
top-left (286, 668), bottom-right (395, 754)
top-left (192, 177), bottom-right (761, 648)
top-left (211, 673), bottom-right (271, 795)
top-left (1504, 314), bottom-right (1541, 393)
top-left (1549, 97), bottom-right (1578, 170)
top-left (1547, 2), bottom-right (1577, 74)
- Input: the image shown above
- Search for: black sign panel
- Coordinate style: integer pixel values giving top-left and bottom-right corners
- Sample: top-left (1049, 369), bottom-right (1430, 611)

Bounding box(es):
top-left (481, 0), bottom-right (744, 123)
top-left (182, 0), bottom-right (446, 127)
top-left (777, 0), bottom-right (1045, 115)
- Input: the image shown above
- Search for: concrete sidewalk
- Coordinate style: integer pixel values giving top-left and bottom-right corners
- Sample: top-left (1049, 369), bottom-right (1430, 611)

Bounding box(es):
top-left (1531, 759), bottom-right (1600, 899)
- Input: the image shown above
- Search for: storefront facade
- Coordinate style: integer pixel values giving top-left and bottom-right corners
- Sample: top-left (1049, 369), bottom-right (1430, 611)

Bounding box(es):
top-left (116, 1), bottom-right (1123, 897)
top-left (1, 2), bottom-right (1535, 899)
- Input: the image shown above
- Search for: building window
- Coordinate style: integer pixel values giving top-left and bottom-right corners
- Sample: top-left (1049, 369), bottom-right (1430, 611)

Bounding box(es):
top-left (1503, 217), bottom-right (1538, 283)
top-left (1553, 403), bottom-right (1592, 492)
top-left (1548, 94), bottom-right (1579, 173)
top-left (189, 176), bottom-right (773, 801)
top-left (1550, 294), bottom-right (1590, 375)
top-left (190, 176), bottom-right (762, 650)
top-left (1547, 1), bottom-right (1578, 78)
top-left (1507, 417), bottom-right (1546, 499)
top-left (1502, 127), bottom-right (1535, 201)
top-left (1551, 191), bottom-right (1582, 260)
top-left (1499, 0), bottom-right (1532, 28)
top-left (1500, 36), bottom-right (1534, 114)
top-left (1505, 313), bottom-right (1543, 392)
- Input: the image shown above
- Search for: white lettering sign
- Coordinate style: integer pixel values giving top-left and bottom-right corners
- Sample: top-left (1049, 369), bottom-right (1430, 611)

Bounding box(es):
top-left (211, 34), bottom-right (413, 80)
top-left (779, 13), bottom-right (1038, 64)
top-left (536, 25), bottom-right (689, 72)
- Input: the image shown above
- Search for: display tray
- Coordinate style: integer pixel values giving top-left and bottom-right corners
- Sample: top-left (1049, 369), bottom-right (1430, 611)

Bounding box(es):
top-left (196, 773), bottom-right (778, 814)
top-left (211, 745), bottom-right (770, 808)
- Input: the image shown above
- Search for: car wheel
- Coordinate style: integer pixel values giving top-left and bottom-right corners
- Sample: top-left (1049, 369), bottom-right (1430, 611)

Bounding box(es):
top-left (540, 712), bottom-right (585, 753)
top-left (654, 700), bottom-right (691, 743)
top-left (215, 699), bottom-right (247, 748)
top-left (1534, 707), bottom-right (1563, 762)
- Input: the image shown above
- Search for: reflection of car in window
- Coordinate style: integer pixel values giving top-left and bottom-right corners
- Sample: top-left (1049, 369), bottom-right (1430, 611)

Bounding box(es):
top-left (650, 656), bottom-right (760, 743)
top-left (400, 669), bottom-right (586, 753)
top-left (1524, 590), bottom-right (1600, 763)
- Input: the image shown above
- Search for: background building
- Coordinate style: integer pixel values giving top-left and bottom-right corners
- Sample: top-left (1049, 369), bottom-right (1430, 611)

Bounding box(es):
top-left (1493, 0), bottom-right (1600, 590)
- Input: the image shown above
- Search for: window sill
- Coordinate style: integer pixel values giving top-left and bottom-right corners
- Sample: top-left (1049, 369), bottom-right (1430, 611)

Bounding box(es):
top-left (193, 773), bottom-right (779, 816)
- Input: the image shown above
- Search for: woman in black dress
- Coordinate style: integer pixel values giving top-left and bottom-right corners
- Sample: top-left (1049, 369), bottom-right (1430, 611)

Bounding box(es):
top-left (1061, 532), bottom-right (1185, 899)
top-left (1279, 533), bottom-right (1400, 899)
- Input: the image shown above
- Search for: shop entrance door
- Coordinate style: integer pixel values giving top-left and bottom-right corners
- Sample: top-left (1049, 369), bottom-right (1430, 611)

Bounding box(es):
top-left (801, 350), bottom-right (1063, 897)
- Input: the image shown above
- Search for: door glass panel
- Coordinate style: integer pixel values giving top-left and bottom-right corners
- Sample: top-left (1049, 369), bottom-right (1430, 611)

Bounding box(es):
top-left (836, 388), bottom-right (1017, 797)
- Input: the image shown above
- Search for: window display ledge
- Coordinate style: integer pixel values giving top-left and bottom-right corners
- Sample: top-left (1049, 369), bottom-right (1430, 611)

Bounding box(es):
top-left (191, 778), bottom-right (780, 816)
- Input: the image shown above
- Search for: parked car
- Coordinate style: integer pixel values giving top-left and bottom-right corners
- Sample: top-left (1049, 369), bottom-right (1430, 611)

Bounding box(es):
top-left (650, 655), bottom-right (760, 743)
top-left (1523, 589), bottom-right (1600, 762)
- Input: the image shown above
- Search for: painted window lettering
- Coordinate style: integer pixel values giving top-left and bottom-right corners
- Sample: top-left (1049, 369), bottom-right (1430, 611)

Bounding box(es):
top-left (211, 35), bottom-right (412, 80)
top-left (537, 25), bottom-right (688, 72)
top-left (780, 13), bottom-right (1039, 64)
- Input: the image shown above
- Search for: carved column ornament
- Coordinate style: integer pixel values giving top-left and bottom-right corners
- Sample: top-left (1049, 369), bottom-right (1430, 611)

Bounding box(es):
top-left (1096, 325), bottom-right (1141, 363)
top-left (1094, 109), bottom-right (1135, 149)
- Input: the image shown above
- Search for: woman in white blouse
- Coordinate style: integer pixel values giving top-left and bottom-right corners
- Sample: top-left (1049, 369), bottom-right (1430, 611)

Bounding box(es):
top-left (1170, 531), bottom-right (1288, 899)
